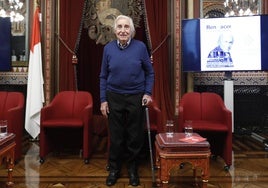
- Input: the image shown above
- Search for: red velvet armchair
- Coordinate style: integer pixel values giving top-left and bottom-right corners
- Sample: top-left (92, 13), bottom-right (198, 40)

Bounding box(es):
top-left (178, 92), bottom-right (232, 169)
top-left (39, 91), bottom-right (93, 164)
top-left (0, 91), bottom-right (25, 162)
top-left (147, 101), bottom-right (163, 133)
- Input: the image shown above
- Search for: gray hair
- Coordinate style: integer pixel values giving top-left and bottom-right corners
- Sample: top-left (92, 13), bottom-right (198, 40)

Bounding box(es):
top-left (114, 15), bottom-right (136, 38)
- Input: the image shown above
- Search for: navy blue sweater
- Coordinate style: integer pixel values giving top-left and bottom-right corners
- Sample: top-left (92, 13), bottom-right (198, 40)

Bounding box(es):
top-left (99, 39), bottom-right (154, 103)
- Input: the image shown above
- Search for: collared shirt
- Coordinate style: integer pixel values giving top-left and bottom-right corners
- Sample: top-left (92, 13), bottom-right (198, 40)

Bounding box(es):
top-left (117, 39), bottom-right (131, 50)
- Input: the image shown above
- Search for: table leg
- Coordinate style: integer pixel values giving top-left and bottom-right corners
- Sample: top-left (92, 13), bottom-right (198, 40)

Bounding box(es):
top-left (201, 158), bottom-right (210, 183)
top-left (202, 180), bottom-right (208, 188)
top-left (162, 181), bottom-right (169, 188)
top-left (6, 158), bottom-right (14, 188)
top-left (201, 158), bottom-right (210, 188)
top-left (192, 167), bottom-right (198, 183)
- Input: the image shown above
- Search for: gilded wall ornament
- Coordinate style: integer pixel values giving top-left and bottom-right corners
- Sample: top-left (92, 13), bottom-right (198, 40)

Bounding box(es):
top-left (84, 0), bottom-right (142, 45)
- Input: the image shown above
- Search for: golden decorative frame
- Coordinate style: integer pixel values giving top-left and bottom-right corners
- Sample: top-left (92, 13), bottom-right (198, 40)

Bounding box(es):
top-left (83, 0), bottom-right (142, 45)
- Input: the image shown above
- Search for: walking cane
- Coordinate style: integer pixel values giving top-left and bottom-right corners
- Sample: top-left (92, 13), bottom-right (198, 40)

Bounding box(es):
top-left (143, 99), bottom-right (157, 187)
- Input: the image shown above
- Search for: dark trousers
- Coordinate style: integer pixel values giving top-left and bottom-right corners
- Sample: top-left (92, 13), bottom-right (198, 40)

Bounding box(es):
top-left (107, 91), bottom-right (145, 173)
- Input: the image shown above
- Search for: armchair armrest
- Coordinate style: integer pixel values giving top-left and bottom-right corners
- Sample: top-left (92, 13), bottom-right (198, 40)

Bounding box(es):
top-left (81, 104), bottom-right (93, 129)
top-left (41, 104), bottom-right (55, 121)
top-left (6, 106), bottom-right (24, 134)
top-left (148, 101), bottom-right (162, 133)
top-left (222, 107), bottom-right (232, 132)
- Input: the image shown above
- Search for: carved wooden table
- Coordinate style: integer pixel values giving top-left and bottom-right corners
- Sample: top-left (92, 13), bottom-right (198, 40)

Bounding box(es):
top-left (155, 133), bottom-right (210, 188)
top-left (0, 133), bottom-right (16, 188)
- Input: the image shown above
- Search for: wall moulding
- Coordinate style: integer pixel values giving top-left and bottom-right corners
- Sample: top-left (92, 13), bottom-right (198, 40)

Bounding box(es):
top-left (194, 71), bottom-right (268, 86)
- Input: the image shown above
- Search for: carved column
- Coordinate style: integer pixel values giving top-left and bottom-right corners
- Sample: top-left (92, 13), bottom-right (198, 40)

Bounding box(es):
top-left (42, 0), bottom-right (55, 104)
top-left (174, 0), bottom-right (182, 115)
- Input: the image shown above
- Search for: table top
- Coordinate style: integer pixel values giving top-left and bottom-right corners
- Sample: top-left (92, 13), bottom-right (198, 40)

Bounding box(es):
top-left (156, 133), bottom-right (210, 149)
top-left (0, 133), bottom-right (15, 148)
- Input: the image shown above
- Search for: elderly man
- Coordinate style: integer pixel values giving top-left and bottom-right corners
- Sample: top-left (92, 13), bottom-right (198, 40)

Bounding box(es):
top-left (99, 15), bottom-right (154, 186)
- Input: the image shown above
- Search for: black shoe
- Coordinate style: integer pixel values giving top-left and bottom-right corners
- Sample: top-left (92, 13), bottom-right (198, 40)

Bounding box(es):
top-left (106, 171), bottom-right (120, 186)
top-left (129, 172), bottom-right (140, 186)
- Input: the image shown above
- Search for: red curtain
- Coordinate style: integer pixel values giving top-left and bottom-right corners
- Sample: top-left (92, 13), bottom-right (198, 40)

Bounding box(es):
top-left (59, 0), bottom-right (173, 128)
top-left (144, 0), bottom-right (174, 124)
top-left (59, 0), bottom-right (85, 91)
top-left (76, 6), bottom-right (149, 115)
top-left (76, 27), bottom-right (104, 114)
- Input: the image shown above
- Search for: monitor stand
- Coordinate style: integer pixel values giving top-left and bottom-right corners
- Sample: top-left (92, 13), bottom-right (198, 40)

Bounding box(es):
top-left (224, 71), bottom-right (234, 132)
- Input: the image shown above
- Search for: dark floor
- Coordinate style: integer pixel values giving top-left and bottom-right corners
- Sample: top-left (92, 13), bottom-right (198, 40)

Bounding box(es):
top-left (0, 133), bottom-right (268, 188)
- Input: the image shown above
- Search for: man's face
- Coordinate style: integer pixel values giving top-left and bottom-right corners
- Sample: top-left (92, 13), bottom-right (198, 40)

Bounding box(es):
top-left (115, 18), bottom-right (131, 44)
top-left (219, 34), bottom-right (234, 52)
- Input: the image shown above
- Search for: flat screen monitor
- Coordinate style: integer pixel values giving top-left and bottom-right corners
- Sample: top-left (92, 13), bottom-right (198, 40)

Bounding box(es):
top-left (182, 15), bottom-right (268, 72)
top-left (0, 17), bottom-right (11, 71)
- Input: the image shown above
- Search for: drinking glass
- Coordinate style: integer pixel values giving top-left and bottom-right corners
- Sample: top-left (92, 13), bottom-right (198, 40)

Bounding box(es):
top-left (166, 120), bottom-right (174, 137)
top-left (0, 120), bottom-right (8, 137)
top-left (184, 120), bottom-right (193, 137)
